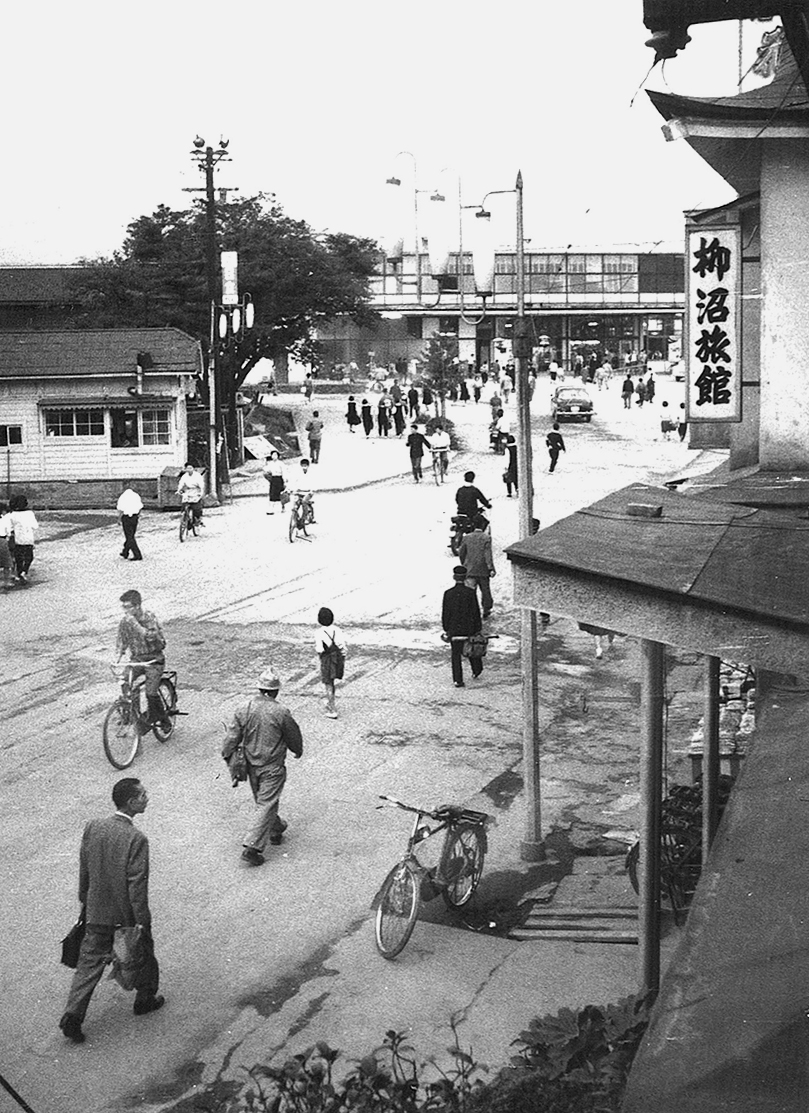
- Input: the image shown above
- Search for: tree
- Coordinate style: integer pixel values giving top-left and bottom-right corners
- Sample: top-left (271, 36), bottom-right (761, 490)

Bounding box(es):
top-left (67, 194), bottom-right (380, 459)
top-left (420, 332), bottom-right (459, 421)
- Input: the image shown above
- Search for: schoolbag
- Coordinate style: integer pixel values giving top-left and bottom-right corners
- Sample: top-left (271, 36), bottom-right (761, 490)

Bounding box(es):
top-left (321, 633), bottom-right (345, 679)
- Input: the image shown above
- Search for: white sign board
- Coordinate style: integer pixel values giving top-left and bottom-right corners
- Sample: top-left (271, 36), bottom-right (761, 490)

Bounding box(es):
top-left (685, 227), bottom-right (741, 422)
top-left (221, 251), bottom-right (239, 307)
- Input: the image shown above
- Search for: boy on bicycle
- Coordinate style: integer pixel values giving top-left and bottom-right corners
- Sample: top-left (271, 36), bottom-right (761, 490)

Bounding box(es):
top-left (427, 423), bottom-right (451, 475)
top-left (292, 458), bottom-right (316, 523)
top-left (116, 589), bottom-right (169, 729)
top-left (177, 463), bottom-right (205, 525)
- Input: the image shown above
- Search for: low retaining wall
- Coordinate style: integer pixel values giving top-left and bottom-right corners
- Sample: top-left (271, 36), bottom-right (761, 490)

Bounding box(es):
top-left (4, 478), bottom-right (158, 511)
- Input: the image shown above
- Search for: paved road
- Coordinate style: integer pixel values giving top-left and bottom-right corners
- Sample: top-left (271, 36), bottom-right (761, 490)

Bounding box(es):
top-left (0, 375), bottom-right (720, 1113)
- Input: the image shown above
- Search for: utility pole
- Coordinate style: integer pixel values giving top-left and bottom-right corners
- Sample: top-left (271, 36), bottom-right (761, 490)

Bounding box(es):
top-left (187, 136), bottom-right (233, 498)
top-left (513, 171), bottom-right (543, 862)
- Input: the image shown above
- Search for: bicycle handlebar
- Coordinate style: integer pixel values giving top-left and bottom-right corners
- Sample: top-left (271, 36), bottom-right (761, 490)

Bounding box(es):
top-left (377, 795), bottom-right (487, 825)
top-left (111, 659), bottom-right (163, 675)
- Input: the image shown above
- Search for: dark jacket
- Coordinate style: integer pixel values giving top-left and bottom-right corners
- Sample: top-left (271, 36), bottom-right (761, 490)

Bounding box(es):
top-left (546, 431), bottom-right (565, 455)
top-left (455, 484), bottom-right (491, 518)
top-left (442, 583), bottom-right (482, 638)
top-left (79, 814), bottom-right (151, 926)
top-left (406, 431), bottom-right (428, 458)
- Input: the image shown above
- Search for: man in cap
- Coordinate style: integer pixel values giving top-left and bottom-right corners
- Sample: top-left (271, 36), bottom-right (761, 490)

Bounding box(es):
top-left (441, 565), bottom-right (483, 688)
top-left (222, 669), bottom-right (304, 866)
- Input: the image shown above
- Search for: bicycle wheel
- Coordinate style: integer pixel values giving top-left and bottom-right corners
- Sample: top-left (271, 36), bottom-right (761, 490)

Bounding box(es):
top-left (288, 509), bottom-right (297, 542)
top-left (374, 861), bottom-right (421, 959)
top-left (152, 678), bottom-right (177, 743)
top-left (432, 457), bottom-right (440, 486)
top-left (179, 508), bottom-right (188, 542)
top-left (103, 701), bottom-right (140, 769)
top-left (441, 825), bottom-right (486, 909)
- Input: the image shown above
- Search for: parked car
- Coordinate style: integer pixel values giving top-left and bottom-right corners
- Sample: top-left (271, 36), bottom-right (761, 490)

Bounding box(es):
top-left (552, 386), bottom-right (594, 422)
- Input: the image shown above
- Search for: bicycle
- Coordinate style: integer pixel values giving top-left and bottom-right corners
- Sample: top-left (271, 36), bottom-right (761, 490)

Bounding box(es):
top-left (179, 502), bottom-right (199, 542)
top-left (372, 796), bottom-right (488, 959)
top-left (625, 777), bottom-right (733, 924)
top-left (103, 661), bottom-right (179, 769)
top-left (431, 448), bottom-right (449, 486)
top-left (288, 492), bottom-right (315, 543)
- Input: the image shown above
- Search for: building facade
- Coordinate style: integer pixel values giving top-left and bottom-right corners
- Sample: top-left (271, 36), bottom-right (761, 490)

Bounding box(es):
top-left (0, 328), bottom-right (202, 506)
top-left (317, 247), bottom-right (684, 375)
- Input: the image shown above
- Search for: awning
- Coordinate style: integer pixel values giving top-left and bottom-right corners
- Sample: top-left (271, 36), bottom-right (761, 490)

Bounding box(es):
top-left (37, 395), bottom-right (177, 409)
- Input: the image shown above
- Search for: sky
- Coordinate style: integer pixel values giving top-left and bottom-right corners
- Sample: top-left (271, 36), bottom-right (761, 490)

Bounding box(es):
top-left (0, 1), bottom-right (770, 266)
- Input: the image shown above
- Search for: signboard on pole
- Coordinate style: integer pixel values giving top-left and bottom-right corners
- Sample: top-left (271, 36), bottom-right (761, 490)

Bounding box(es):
top-left (685, 226), bottom-right (741, 423)
top-left (221, 251), bottom-right (239, 307)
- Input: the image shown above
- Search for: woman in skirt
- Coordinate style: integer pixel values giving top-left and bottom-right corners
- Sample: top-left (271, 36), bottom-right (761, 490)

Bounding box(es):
top-left (316, 606), bottom-right (347, 719)
top-left (360, 398), bottom-right (373, 438)
top-left (263, 450), bottom-right (285, 514)
top-left (346, 395), bottom-right (361, 433)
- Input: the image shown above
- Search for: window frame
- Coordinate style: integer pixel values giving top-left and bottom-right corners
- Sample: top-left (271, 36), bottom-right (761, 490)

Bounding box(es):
top-left (43, 408), bottom-right (105, 438)
top-left (0, 424), bottom-right (23, 447)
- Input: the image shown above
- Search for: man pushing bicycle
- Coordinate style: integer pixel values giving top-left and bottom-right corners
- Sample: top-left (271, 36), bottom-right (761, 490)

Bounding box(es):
top-left (116, 589), bottom-right (170, 730)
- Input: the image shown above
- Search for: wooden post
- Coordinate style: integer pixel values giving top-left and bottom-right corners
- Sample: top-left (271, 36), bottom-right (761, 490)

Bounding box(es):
top-left (703, 655), bottom-right (721, 865)
top-left (639, 638), bottom-right (665, 995)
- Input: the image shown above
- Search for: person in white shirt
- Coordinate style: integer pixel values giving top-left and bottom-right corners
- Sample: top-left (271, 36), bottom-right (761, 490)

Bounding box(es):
top-left (293, 459), bottom-right (316, 521)
top-left (426, 424), bottom-right (451, 478)
top-left (0, 501), bottom-right (12, 587)
top-left (315, 607), bottom-right (346, 719)
top-left (8, 494), bottom-right (38, 583)
top-left (116, 486), bottom-right (144, 560)
top-left (176, 463), bottom-right (205, 526)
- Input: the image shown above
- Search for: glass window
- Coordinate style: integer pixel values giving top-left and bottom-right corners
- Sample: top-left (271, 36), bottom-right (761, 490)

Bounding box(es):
top-left (0, 424), bottom-right (22, 446)
top-left (44, 409), bottom-right (104, 437)
top-left (567, 255), bottom-right (585, 273)
top-left (495, 255), bottom-right (516, 274)
top-left (528, 255), bottom-right (563, 275)
top-left (586, 256), bottom-right (602, 274)
top-left (406, 317), bottom-right (423, 339)
top-left (110, 408), bottom-right (140, 448)
top-left (142, 409), bottom-right (171, 445)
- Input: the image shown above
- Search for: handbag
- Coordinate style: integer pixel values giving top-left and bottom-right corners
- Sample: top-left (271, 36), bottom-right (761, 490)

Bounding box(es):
top-left (61, 909), bottom-right (86, 968)
top-left (280, 489), bottom-right (291, 507)
top-left (462, 632), bottom-right (488, 660)
top-left (226, 744), bottom-right (247, 786)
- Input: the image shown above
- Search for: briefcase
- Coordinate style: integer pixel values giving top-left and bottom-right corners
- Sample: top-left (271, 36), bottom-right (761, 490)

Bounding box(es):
top-left (60, 912), bottom-right (86, 968)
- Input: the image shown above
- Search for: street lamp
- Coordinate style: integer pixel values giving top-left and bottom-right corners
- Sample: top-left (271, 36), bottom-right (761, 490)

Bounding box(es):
top-left (384, 151), bottom-right (439, 303)
top-left (431, 170), bottom-right (543, 860)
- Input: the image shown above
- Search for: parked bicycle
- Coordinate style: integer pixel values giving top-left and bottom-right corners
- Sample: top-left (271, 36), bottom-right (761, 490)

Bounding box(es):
top-left (179, 502), bottom-right (198, 542)
top-left (288, 491), bottom-right (315, 542)
top-left (103, 661), bottom-right (179, 769)
top-left (625, 776), bottom-right (734, 923)
top-left (372, 796), bottom-right (488, 959)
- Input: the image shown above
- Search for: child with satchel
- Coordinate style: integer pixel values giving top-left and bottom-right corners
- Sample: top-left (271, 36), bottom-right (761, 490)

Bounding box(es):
top-left (316, 606), bottom-right (346, 719)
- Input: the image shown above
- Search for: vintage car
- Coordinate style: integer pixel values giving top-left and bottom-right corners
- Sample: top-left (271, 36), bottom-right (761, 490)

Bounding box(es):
top-left (552, 386), bottom-right (594, 422)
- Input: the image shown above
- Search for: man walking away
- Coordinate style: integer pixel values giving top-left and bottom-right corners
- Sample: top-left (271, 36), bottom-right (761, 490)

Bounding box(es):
top-left (621, 375), bottom-right (634, 409)
top-left (441, 565), bottom-right (483, 688)
top-left (407, 385), bottom-right (419, 417)
top-left (222, 670), bottom-right (303, 866)
top-left (546, 423), bottom-right (566, 473)
top-left (59, 778), bottom-right (163, 1043)
top-left (117, 486), bottom-right (143, 561)
top-left (459, 519), bottom-right (496, 618)
top-left (305, 411), bottom-right (324, 463)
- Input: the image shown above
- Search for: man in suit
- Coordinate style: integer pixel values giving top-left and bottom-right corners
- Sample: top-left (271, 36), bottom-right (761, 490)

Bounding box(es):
top-left (441, 565), bottom-right (483, 688)
top-left (459, 520), bottom-right (496, 618)
top-left (59, 778), bottom-right (162, 1044)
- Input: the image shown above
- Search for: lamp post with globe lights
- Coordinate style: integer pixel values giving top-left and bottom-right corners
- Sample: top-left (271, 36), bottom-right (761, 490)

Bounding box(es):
top-left (429, 170), bottom-right (543, 860)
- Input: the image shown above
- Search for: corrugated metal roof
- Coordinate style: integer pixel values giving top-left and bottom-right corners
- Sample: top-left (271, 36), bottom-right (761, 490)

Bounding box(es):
top-left (0, 329), bottom-right (201, 378)
top-left (506, 483), bottom-right (809, 628)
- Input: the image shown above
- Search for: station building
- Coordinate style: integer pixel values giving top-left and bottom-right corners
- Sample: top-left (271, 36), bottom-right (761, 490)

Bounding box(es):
top-left (317, 246), bottom-right (685, 374)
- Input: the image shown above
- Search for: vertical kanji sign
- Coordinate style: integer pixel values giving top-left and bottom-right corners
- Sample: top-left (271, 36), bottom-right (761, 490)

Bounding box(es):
top-left (686, 226), bottom-right (741, 422)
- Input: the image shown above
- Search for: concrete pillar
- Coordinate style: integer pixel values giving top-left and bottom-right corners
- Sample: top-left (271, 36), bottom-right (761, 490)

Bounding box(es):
top-left (760, 140), bottom-right (809, 470)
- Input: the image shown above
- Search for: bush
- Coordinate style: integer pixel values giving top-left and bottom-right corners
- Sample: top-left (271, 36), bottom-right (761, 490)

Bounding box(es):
top-left (223, 996), bottom-right (651, 1113)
